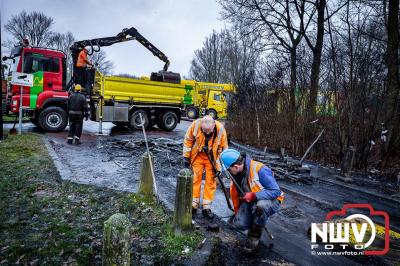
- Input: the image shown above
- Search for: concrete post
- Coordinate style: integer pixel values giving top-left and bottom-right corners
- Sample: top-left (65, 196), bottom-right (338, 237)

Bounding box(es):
top-left (174, 168), bottom-right (193, 235)
top-left (139, 152), bottom-right (154, 196)
top-left (102, 213), bottom-right (132, 266)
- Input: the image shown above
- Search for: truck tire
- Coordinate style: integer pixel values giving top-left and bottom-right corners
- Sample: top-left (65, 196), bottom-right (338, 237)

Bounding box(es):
top-left (186, 107), bottom-right (198, 119)
top-left (206, 109), bottom-right (218, 119)
top-left (156, 118), bottom-right (164, 130)
top-left (38, 106), bottom-right (68, 132)
top-left (130, 110), bottom-right (149, 130)
top-left (148, 120), bottom-right (156, 128)
top-left (161, 111), bottom-right (178, 131)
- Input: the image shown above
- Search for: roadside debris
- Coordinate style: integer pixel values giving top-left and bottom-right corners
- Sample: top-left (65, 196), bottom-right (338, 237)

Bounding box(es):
top-left (207, 223), bottom-right (220, 232)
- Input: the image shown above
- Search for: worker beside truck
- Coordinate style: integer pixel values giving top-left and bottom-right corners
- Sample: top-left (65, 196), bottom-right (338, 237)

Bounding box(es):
top-left (66, 84), bottom-right (89, 145)
top-left (74, 46), bottom-right (93, 89)
top-left (220, 148), bottom-right (285, 253)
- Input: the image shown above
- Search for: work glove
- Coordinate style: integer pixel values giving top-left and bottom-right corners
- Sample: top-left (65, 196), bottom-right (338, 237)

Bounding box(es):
top-left (183, 157), bottom-right (191, 168)
top-left (240, 192), bottom-right (257, 203)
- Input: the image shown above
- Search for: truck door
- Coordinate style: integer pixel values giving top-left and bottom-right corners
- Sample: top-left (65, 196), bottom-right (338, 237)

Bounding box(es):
top-left (24, 53), bottom-right (61, 91)
top-left (208, 90), bottom-right (224, 109)
top-left (208, 90), bottom-right (227, 118)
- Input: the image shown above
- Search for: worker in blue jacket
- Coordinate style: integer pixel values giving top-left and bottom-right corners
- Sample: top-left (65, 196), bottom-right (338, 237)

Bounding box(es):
top-left (220, 148), bottom-right (284, 253)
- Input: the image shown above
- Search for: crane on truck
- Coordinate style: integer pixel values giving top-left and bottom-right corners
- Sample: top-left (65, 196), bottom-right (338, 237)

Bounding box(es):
top-left (70, 27), bottom-right (170, 73)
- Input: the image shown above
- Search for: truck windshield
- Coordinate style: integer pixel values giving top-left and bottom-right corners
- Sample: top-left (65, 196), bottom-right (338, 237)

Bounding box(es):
top-left (213, 94), bottom-right (221, 101)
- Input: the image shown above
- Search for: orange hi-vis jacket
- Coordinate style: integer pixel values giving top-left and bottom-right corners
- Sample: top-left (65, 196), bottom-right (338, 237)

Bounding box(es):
top-left (230, 159), bottom-right (285, 214)
top-left (76, 50), bottom-right (89, 67)
top-left (183, 119), bottom-right (228, 171)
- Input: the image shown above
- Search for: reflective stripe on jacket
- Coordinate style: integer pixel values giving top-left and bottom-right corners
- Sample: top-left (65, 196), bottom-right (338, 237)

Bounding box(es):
top-left (230, 159), bottom-right (285, 214)
top-left (183, 119), bottom-right (228, 171)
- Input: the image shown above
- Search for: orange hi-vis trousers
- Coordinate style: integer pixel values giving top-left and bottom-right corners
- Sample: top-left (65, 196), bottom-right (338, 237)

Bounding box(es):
top-left (192, 152), bottom-right (217, 210)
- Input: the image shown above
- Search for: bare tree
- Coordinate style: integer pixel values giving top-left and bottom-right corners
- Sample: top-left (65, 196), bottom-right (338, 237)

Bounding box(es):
top-left (189, 30), bottom-right (228, 82)
top-left (384, 0), bottom-right (400, 154)
top-left (303, 0), bottom-right (326, 123)
top-left (219, 0), bottom-right (316, 151)
top-left (189, 26), bottom-right (261, 84)
top-left (48, 32), bottom-right (75, 55)
top-left (224, 25), bottom-right (262, 84)
top-left (4, 10), bottom-right (54, 46)
top-left (189, 0), bottom-right (400, 173)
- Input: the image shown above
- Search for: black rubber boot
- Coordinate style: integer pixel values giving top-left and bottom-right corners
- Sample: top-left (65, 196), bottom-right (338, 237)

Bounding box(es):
top-left (202, 209), bottom-right (214, 219)
top-left (244, 225), bottom-right (263, 253)
top-left (66, 139), bottom-right (73, 145)
top-left (192, 207), bottom-right (198, 218)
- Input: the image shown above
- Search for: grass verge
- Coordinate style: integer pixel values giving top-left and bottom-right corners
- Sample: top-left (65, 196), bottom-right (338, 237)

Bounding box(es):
top-left (0, 134), bottom-right (202, 265)
top-left (2, 115), bottom-right (29, 123)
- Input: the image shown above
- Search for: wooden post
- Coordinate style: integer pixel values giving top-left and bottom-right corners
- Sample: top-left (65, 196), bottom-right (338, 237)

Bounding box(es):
top-left (139, 152), bottom-right (153, 196)
top-left (102, 213), bottom-right (132, 266)
top-left (341, 146), bottom-right (355, 177)
top-left (174, 168), bottom-right (193, 235)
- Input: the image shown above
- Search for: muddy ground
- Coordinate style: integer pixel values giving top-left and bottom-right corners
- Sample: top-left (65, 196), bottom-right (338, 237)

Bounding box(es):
top-left (3, 120), bottom-right (400, 265)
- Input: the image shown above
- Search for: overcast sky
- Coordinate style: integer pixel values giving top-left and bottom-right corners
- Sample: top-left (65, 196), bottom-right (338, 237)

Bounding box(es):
top-left (1, 0), bottom-right (226, 77)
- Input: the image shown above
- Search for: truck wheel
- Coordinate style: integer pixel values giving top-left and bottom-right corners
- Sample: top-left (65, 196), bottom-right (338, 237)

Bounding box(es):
top-left (156, 117), bottom-right (164, 130)
top-left (130, 110), bottom-right (149, 130)
top-left (148, 120), bottom-right (156, 128)
top-left (161, 111), bottom-right (178, 131)
top-left (206, 109), bottom-right (218, 119)
top-left (30, 117), bottom-right (40, 127)
top-left (38, 106), bottom-right (68, 132)
top-left (186, 107), bottom-right (198, 119)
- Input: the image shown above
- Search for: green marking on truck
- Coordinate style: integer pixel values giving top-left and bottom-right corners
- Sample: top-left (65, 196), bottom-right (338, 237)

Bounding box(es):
top-left (30, 71), bottom-right (44, 109)
top-left (183, 84), bottom-right (193, 105)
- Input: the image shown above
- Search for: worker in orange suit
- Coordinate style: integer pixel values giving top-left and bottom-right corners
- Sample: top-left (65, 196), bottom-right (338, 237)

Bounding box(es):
top-left (75, 46), bottom-right (93, 89)
top-left (183, 115), bottom-right (228, 219)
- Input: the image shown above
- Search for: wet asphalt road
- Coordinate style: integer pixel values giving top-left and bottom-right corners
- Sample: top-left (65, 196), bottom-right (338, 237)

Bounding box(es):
top-left (2, 119), bottom-right (398, 265)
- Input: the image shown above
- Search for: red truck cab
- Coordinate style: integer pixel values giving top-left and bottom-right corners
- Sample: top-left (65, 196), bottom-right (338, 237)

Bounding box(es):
top-left (5, 45), bottom-right (70, 131)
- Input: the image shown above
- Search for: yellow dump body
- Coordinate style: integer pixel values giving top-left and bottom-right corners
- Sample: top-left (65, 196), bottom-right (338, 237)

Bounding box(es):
top-left (92, 71), bottom-right (235, 119)
top-left (94, 72), bottom-right (189, 106)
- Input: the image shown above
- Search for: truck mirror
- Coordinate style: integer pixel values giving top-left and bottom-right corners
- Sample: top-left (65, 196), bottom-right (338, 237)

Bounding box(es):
top-left (2, 56), bottom-right (8, 61)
